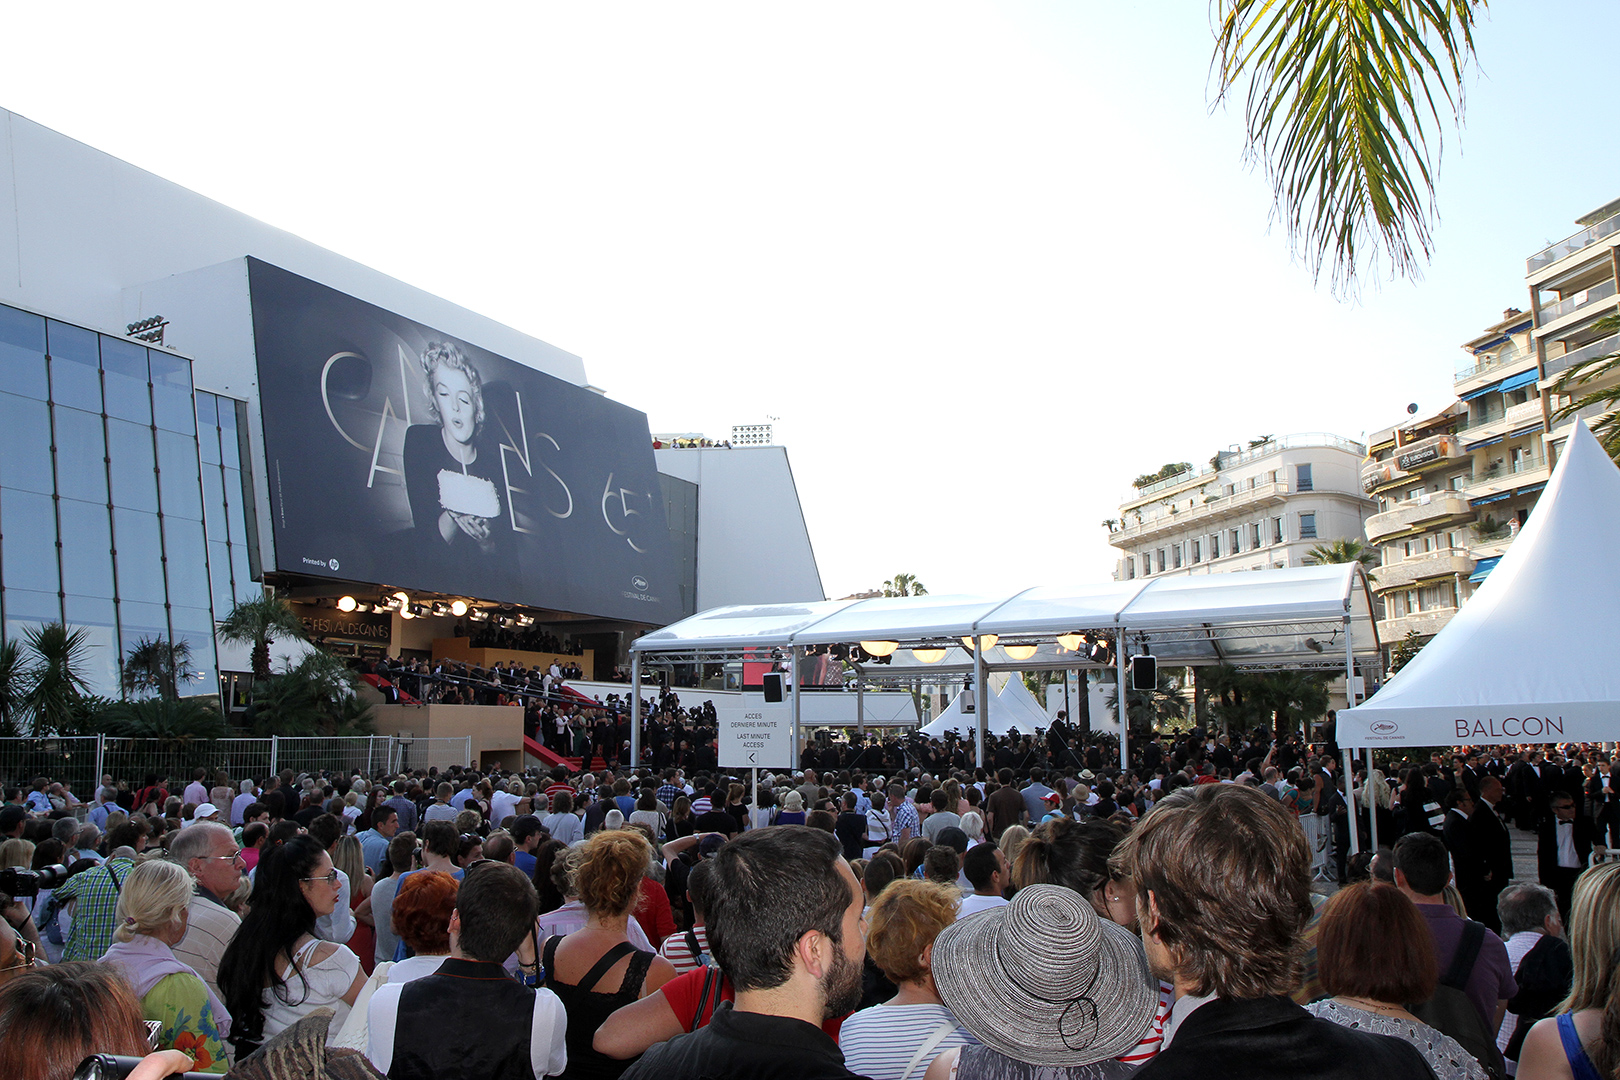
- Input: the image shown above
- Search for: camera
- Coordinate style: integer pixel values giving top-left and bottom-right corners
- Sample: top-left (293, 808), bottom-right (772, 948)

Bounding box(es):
top-left (74, 1056), bottom-right (215, 1080)
top-left (0, 863), bottom-right (68, 898)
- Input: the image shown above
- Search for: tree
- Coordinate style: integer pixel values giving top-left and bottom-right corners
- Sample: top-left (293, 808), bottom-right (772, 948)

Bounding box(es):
top-left (1304, 538), bottom-right (1379, 581)
top-left (1201, 664), bottom-right (1332, 742)
top-left (882, 574), bottom-right (928, 598)
top-left (1103, 668), bottom-right (1188, 734)
top-left (19, 624), bottom-right (96, 736)
top-left (121, 636), bottom-right (197, 701)
top-left (217, 594), bottom-right (308, 681)
top-left (1550, 312), bottom-right (1620, 464)
top-left (0, 640), bottom-right (23, 738)
top-left (1387, 630), bottom-right (1426, 675)
top-left (242, 650), bottom-right (374, 737)
top-left (97, 697), bottom-right (229, 743)
top-left (1213, 0), bottom-right (1482, 295)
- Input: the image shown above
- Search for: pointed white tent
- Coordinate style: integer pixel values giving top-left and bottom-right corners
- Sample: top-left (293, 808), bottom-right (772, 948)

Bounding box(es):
top-left (919, 677), bottom-right (1052, 738)
top-left (920, 691), bottom-right (986, 738)
top-left (1341, 421), bottom-right (1620, 748)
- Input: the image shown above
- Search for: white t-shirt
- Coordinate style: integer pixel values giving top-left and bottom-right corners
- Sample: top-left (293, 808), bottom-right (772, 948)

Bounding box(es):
top-left (366, 969), bottom-right (567, 1079)
top-left (261, 938), bottom-right (362, 1045)
top-left (838, 1001), bottom-right (977, 1080)
top-left (491, 790), bottom-right (523, 827)
top-left (956, 893), bottom-right (1009, 919)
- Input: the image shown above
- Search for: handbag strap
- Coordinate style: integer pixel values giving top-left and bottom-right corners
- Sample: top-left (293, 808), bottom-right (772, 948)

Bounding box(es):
top-left (898, 1019), bottom-right (958, 1080)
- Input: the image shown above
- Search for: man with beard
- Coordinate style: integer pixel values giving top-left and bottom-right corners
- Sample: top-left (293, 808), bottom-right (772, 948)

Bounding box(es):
top-left (621, 827), bottom-right (866, 1080)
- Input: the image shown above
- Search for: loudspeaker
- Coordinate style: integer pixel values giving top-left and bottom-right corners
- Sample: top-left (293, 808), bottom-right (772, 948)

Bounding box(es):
top-left (762, 673), bottom-right (784, 703)
top-left (1129, 655), bottom-right (1157, 691)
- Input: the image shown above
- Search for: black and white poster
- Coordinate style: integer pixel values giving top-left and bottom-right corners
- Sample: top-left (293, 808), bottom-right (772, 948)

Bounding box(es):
top-left (248, 259), bottom-right (676, 623)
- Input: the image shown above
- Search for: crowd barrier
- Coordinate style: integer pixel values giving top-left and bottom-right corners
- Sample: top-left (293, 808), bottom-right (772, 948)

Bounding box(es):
top-left (0, 734), bottom-right (474, 794)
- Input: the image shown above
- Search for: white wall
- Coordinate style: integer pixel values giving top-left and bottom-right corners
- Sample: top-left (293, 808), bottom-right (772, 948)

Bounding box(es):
top-left (654, 447), bottom-right (823, 608)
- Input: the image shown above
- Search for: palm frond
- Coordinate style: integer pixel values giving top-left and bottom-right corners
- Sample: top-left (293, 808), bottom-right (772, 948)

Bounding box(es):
top-left (1550, 313), bottom-right (1620, 464)
top-left (1212, 0), bottom-right (1482, 295)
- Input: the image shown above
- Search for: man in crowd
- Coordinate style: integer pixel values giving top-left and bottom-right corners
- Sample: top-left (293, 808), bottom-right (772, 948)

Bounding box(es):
top-left (1126, 784), bottom-right (1435, 1080)
top-left (658, 860), bottom-right (716, 974)
top-left (385, 780), bottom-right (419, 833)
top-left (1392, 831), bottom-right (1517, 1034)
top-left (1537, 790), bottom-right (1604, 920)
top-left (1459, 775), bottom-right (1515, 934)
top-left (51, 845), bottom-right (138, 961)
top-left (168, 820), bottom-right (243, 1001)
top-left (367, 861), bottom-right (565, 1079)
top-left (834, 792), bottom-right (866, 861)
top-left (1020, 767), bottom-right (1055, 823)
top-left (622, 827), bottom-right (867, 1080)
top-left (1494, 882), bottom-right (1573, 1069)
top-left (358, 806), bottom-right (400, 876)
top-left (984, 768), bottom-right (1026, 840)
top-left (887, 783), bottom-right (918, 848)
top-left (920, 788), bottom-right (960, 843)
top-left (957, 843), bottom-right (1009, 918)
top-left (182, 768), bottom-right (210, 808)
top-left (230, 779), bottom-right (259, 825)
top-left (510, 814), bottom-right (545, 877)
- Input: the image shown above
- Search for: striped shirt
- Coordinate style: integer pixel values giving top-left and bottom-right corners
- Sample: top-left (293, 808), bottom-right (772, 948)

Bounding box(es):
top-left (1116, 980), bottom-right (1175, 1065)
top-left (838, 1001), bottom-right (977, 1080)
top-left (658, 924), bottom-right (712, 974)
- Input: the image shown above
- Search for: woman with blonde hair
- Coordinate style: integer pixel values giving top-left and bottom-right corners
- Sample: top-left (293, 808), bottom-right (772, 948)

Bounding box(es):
top-left (332, 834), bottom-right (375, 974)
top-left (997, 825), bottom-right (1030, 879)
top-left (1518, 862), bottom-right (1620, 1080)
top-left (543, 829), bottom-right (677, 1080)
top-left (98, 859), bottom-right (231, 1072)
top-left (958, 811), bottom-right (986, 846)
top-left (0, 840), bottom-right (32, 871)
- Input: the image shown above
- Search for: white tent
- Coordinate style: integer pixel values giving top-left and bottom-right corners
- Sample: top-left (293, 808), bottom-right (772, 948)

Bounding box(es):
top-left (920, 676), bottom-right (1051, 738)
top-left (1340, 421), bottom-right (1620, 749)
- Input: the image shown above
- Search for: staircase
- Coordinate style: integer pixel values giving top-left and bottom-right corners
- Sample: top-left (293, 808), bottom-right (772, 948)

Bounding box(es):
top-left (521, 735), bottom-right (612, 774)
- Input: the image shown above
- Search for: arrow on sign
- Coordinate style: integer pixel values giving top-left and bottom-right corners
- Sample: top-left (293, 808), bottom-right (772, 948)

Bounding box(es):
top-left (748, 752), bottom-right (757, 763)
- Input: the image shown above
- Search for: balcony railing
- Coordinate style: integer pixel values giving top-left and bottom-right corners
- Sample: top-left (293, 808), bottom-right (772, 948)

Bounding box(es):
top-left (1528, 213), bottom-right (1620, 273)
top-left (1542, 333), bottom-right (1620, 381)
top-left (1458, 397), bottom-right (1544, 436)
top-left (1371, 550), bottom-right (1474, 592)
top-left (1537, 277), bottom-right (1617, 325)
top-left (1115, 481), bottom-right (1291, 543)
top-left (1364, 490), bottom-right (1473, 541)
top-left (1455, 349), bottom-right (1532, 383)
top-left (1122, 433), bottom-right (1366, 505)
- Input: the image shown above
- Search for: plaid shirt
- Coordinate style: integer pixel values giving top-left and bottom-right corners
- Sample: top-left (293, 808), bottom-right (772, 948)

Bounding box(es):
top-left (656, 783), bottom-right (685, 809)
top-left (892, 800), bottom-right (920, 838)
top-left (54, 857), bottom-right (134, 961)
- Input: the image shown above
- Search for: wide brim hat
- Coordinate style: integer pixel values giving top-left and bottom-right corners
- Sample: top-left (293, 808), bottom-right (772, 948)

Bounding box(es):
top-left (933, 883), bottom-right (1157, 1067)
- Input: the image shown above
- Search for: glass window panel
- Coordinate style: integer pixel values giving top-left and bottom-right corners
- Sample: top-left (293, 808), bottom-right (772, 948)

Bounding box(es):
top-left (62, 595), bottom-right (120, 698)
top-left (46, 321), bottom-right (103, 413)
top-left (117, 600), bottom-right (169, 671)
top-left (169, 606), bottom-right (219, 702)
top-left (148, 349), bottom-right (195, 435)
top-left (52, 407), bottom-right (109, 505)
top-left (0, 489), bottom-right (60, 594)
top-left (231, 544), bottom-right (258, 604)
top-left (112, 508), bottom-right (166, 604)
top-left (156, 430), bottom-right (203, 522)
top-left (100, 338), bottom-right (151, 425)
top-left (223, 468), bottom-right (248, 546)
top-left (0, 305), bottom-right (49, 401)
top-left (162, 517), bottom-right (210, 610)
top-left (195, 390), bottom-right (218, 430)
top-left (106, 419), bottom-right (158, 512)
top-left (3, 588), bottom-right (62, 650)
top-left (208, 540), bottom-right (233, 614)
top-left (0, 392), bottom-right (55, 495)
top-left (197, 394), bottom-right (221, 465)
top-left (58, 498), bottom-right (115, 599)
top-left (200, 466), bottom-right (226, 543)
top-left (217, 402), bottom-right (241, 470)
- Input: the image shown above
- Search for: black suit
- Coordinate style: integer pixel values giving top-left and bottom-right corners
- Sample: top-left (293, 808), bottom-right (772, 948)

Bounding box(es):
top-left (1538, 813), bottom-right (1600, 919)
top-left (1458, 799), bottom-right (1513, 932)
top-left (1134, 996), bottom-right (1435, 1080)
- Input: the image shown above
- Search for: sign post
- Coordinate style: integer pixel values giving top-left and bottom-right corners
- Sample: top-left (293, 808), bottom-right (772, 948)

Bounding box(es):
top-left (719, 693), bottom-right (794, 772)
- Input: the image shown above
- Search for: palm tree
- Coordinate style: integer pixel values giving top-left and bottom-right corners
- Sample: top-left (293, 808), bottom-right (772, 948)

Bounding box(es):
top-left (0, 640), bottom-right (23, 738)
top-left (217, 594), bottom-right (307, 681)
top-left (1103, 668), bottom-right (1188, 734)
top-left (882, 573), bottom-right (928, 598)
top-left (121, 636), bottom-right (196, 701)
top-left (1212, 0), bottom-right (1482, 295)
top-left (20, 623), bottom-right (95, 736)
top-left (1304, 538), bottom-right (1378, 582)
top-left (1550, 313), bottom-right (1620, 464)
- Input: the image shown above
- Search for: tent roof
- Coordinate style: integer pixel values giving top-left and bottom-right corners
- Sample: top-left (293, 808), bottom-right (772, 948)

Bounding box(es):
top-left (634, 563), bottom-right (1380, 671)
top-left (920, 677), bottom-right (1050, 737)
top-left (1340, 421), bottom-right (1620, 748)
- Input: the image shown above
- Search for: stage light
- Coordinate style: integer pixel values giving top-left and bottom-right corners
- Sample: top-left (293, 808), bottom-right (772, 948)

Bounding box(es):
top-left (399, 607), bottom-right (415, 620)
top-left (517, 614), bottom-right (535, 627)
top-left (431, 602), bottom-right (451, 617)
top-left (1304, 637), bottom-right (1324, 653)
top-left (911, 647), bottom-right (947, 663)
top-left (1056, 632), bottom-right (1084, 652)
top-left (960, 634), bottom-right (998, 651)
top-left (1003, 644), bottom-right (1038, 660)
top-left (450, 600), bottom-right (468, 617)
top-left (859, 640), bottom-right (898, 657)
top-left (336, 596), bottom-right (357, 612)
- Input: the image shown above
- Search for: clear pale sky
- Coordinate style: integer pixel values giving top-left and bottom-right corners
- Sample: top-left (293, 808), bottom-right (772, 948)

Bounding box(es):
top-left (3, 2), bottom-right (1615, 601)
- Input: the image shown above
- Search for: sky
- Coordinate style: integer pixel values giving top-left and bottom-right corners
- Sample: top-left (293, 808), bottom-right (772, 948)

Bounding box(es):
top-left (2, 2), bottom-right (1616, 603)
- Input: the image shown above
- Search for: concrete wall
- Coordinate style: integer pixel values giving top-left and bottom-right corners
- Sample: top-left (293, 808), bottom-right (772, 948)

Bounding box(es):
top-left (371, 703), bottom-right (523, 771)
top-left (433, 638), bottom-right (596, 680)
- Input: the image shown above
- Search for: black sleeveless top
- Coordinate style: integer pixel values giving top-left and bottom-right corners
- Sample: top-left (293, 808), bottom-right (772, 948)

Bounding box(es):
top-left (543, 935), bottom-right (656, 1080)
top-left (393, 957), bottom-right (539, 1080)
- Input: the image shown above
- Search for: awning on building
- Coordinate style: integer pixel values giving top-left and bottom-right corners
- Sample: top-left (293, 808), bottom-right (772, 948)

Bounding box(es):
top-left (1468, 556), bottom-right (1501, 584)
top-left (1471, 492), bottom-right (1511, 506)
top-left (1461, 367), bottom-right (1540, 401)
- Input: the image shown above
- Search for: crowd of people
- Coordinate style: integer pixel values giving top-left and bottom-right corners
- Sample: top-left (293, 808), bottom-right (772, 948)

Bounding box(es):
top-left (0, 732), bottom-right (1617, 1080)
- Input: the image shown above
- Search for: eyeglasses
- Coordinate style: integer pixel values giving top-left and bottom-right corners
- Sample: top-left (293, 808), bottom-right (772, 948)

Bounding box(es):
top-left (301, 870), bottom-right (341, 887)
top-left (207, 850), bottom-right (245, 865)
top-left (2, 937), bottom-right (35, 973)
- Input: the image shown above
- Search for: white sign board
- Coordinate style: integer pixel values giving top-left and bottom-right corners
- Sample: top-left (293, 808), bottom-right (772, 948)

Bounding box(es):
top-left (718, 693), bottom-right (794, 770)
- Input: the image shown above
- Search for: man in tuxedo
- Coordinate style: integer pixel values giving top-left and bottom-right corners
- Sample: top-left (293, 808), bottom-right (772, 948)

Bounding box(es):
top-left (1459, 775), bottom-right (1515, 933)
top-left (1538, 791), bottom-right (1606, 920)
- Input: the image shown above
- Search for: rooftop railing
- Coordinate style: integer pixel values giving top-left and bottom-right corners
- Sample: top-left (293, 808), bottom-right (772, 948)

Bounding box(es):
top-left (1123, 433), bottom-right (1365, 504)
top-left (1528, 213), bottom-right (1620, 273)
top-left (1537, 277), bottom-right (1616, 325)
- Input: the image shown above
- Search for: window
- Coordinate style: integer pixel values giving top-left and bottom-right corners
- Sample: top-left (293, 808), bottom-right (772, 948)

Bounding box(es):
top-left (1191, 539), bottom-right (1202, 563)
top-left (1250, 522), bottom-right (1262, 548)
top-left (1210, 534), bottom-right (1221, 559)
top-left (1272, 517), bottom-right (1283, 544)
top-left (1296, 463), bottom-right (1314, 492)
top-left (1247, 476), bottom-right (1257, 490)
top-left (1449, 473), bottom-right (1467, 490)
top-left (1172, 544), bottom-right (1183, 569)
top-left (1299, 512), bottom-right (1317, 539)
top-left (1229, 528), bottom-right (1242, 553)
top-left (1224, 483), bottom-right (1235, 496)
top-left (1125, 557), bottom-right (1136, 580)
top-left (1156, 549), bottom-right (1167, 573)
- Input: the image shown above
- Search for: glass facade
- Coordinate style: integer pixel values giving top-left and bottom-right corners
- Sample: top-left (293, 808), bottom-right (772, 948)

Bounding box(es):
top-left (0, 301), bottom-right (255, 700)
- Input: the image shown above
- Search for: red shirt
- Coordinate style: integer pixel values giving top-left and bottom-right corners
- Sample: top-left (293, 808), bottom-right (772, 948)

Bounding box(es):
top-left (661, 967), bottom-right (845, 1040)
top-left (634, 877), bottom-right (676, 947)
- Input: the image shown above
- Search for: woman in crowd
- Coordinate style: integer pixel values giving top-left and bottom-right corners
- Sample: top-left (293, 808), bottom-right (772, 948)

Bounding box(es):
top-left (98, 859), bottom-right (231, 1072)
top-left (358, 832), bottom-right (416, 969)
top-left (386, 870), bottom-right (458, 984)
top-left (0, 840), bottom-right (32, 870)
top-left (840, 879), bottom-right (977, 1080)
top-left (219, 835), bottom-right (365, 1056)
top-left (629, 792), bottom-right (665, 839)
top-left (776, 789), bottom-right (807, 826)
top-left (1012, 817), bottom-right (1137, 931)
top-left (0, 962), bottom-right (161, 1080)
top-left (997, 825), bottom-right (1030, 875)
top-left (332, 835), bottom-right (375, 974)
top-left (901, 837), bottom-right (933, 879)
top-left (722, 784), bottom-right (749, 832)
top-left (669, 795), bottom-right (695, 839)
top-left (748, 787), bottom-right (776, 831)
top-left (958, 811), bottom-right (986, 847)
top-left (1518, 862), bottom-right (1620, 1080)
top-left (455, 832), bottom-right (484, 870)
top-left (543, 829), bottom-right (677, 1080)
top-left (1397, 768), bottom-right (1443, 836)
top-left (545, 790), bottom-right (584, 845)
top-left (1305, 882), bottom-right (1489, 1079)
top-left (28, 839), bottom-right (67, 963)
top-left (533, 838), bottom-right (571, 914)
top-left (926, 884), bottom-right (1158, 1080)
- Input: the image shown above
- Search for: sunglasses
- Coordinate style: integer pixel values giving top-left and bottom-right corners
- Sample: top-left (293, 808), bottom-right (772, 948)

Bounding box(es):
top-left (300, 870), bottom-right (341, 887)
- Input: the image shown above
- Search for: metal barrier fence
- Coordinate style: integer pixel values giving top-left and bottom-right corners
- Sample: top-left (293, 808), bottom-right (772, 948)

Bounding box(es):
top-left (0, 735), bottom-right (473, 791)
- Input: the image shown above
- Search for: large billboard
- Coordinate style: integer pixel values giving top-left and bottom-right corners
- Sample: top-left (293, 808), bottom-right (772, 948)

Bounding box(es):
top-left (248, 259), bottom-right (676, 623)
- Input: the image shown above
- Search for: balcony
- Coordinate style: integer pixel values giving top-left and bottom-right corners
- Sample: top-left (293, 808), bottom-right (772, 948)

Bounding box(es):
top-left (1468, 527), bottom-right (1516, 562)
top-left (1360, 433), bottom-right (1463, 491)
top-left (1114, 481), bottom-right (1290, 544)
top-left (1466, 456), bottom-right (1549, 501)
top-left (1378, 608), bottom-right (1459, 641)
top-left (1537, 277), bottom-right (1617, 327)
top-left (1528, 213), bottom-right (1620, 274)
top-left (1542, 333), bottom-right (1619, 381)
top-left (1120, 432), bottom-right (1366, 507)
top-left (1364, 490), bottom-right (1473, 542)
top-left (1370, 551), bottom-right (1473, 592)
top-left (1458, 398), bottom-right (1545, 444)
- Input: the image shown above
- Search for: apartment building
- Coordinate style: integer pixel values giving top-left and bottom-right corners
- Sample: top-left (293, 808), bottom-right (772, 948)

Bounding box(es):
top-left (1109, 434), bottom-right (1374, 581)
top-left (1533, 197), bottom-right (1620, 456)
